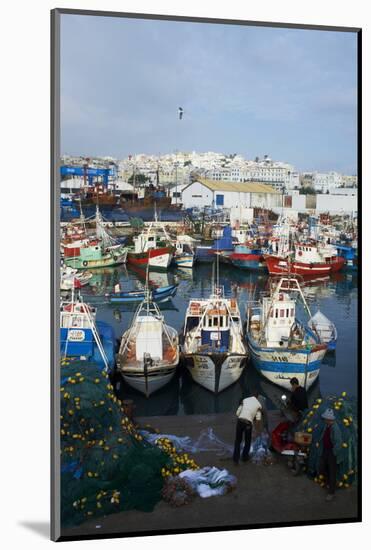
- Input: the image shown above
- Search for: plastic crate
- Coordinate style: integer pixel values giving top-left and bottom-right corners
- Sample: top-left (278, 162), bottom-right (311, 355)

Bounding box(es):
top-left (294, 432), bottom-right (312, 446)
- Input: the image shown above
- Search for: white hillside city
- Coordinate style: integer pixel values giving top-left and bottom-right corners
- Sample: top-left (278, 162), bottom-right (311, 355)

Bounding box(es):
top-left (61, 151), bottom-right (358, 219)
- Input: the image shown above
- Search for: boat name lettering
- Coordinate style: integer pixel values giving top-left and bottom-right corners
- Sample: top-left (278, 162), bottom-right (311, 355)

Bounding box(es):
top-left (68, 330), bottom-right (85, 342)
top-left (272, 355), bottom-right (288, 362)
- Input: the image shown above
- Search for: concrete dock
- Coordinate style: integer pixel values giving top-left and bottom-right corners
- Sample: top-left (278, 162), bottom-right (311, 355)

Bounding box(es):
top-left (62, 411), bottom-right (358, 538)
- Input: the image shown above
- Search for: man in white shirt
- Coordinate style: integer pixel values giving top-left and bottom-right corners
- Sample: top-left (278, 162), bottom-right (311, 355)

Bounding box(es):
top-left (233, 392), bottom-right (263, 465)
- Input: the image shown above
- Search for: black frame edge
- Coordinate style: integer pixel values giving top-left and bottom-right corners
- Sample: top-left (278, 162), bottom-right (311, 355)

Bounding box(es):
top-left (53, 8), bottom-right (361, 33)
top-left (51, 7), bottom-right (61, 543)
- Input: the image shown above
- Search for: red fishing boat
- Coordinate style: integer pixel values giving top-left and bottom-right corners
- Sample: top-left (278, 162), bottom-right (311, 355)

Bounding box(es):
top-left (126, 222), bottom-right (174, 271)
top-left (264, 241), bottom-right (345, 276)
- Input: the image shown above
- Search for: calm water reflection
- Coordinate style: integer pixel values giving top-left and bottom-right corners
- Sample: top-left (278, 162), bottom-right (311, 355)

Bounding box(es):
top-left (79, 263), bottom-right (358, 416)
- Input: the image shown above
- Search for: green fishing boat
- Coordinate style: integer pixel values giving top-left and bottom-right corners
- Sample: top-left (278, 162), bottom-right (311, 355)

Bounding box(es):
top-left (64, 242), bottom-right (128, 269)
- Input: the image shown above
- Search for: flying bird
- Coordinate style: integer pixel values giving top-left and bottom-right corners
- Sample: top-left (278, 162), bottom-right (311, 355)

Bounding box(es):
top-left (178, 107), bottom-right (184, 120)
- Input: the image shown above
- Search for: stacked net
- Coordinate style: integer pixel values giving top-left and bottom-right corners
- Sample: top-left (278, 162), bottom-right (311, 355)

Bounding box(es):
top-left (297, 393), bottom-right (358, 489)
top-left (60, 359), bottom-right (197, 527)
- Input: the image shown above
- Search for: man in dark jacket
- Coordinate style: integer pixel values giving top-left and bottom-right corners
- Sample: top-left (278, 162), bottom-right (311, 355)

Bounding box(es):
top-left (318, 408), bottom-right (343, 501)
top-left (289, 377), bottom-right (308, 415)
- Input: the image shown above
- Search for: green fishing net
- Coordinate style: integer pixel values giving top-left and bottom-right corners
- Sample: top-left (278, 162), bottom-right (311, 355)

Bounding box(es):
top-left (60, 359), bottom-right (171, 527)
top-left (297, 393), bottom-right (358, 489)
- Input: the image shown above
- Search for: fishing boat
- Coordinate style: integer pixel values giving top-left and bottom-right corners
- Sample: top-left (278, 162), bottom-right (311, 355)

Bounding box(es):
top-left (181, 285), bottom-right (248, 393)
top-left (64, 241), bottom-right (128, 269)
top-left (62, 206), bottom-right (128, 269)
top-left (245, 275), bottom-right (328, 390)
top-left (116, 291), bottom-right (179, 396)
top-left (229, 244), bottom-right (266, 271)
top-left (119, 165), bottom-right (181, 220)
top-left (126, 222), bottom-right (174, 271)
top-left (78, 182), bottom-right (117, 208)
top-left (195, 245), bottom-right (214, 263)
top-left (60, 290), bottom-right (115, 371)
top-left (60, 266), bottom-right (93, 290)
top-left (210, 226), bottom-right (235, 262)
top-left (335, 244), bottom-right (358, 270)
top-left (173, 240), bottom-right (195, 269)
top-left (308, 310), bottom-right (337, 352)
top-left (107, 284), bottom-right (178, 304)
top-left (264, 241), bottom-right (345, 276)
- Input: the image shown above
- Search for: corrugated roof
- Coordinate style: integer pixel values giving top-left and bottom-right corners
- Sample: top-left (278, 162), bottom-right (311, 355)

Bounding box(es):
top-left (187, 177), bottom-right (280, 194)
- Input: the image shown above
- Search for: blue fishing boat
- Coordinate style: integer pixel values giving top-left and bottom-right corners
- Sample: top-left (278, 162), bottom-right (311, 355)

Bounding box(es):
top-left (60, 291), bottom-right (115, 371)
top-left (211, 226), bottom-right (235, 261)
top-left (108, 284), bottom-right (178, 304)
top-left (335, 244), bottom-right (358, 270)
top-left (230, 244), bottom-right (266, 271)
top-left (195, 226), bottom-right (235, 264)
top-left (246, 276), bottom-right (327, 390)
top-left (195, 245), bottom-right (214, 263)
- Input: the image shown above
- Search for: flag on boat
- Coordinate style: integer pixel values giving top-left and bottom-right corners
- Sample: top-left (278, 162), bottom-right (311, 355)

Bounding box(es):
top-left (73, 277), bottom-right (82, 289)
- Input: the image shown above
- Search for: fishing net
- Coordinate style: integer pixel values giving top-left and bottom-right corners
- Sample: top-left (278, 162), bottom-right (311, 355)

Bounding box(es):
top-left (250, 432), bottom-right (276, 466)
top-left (60, 359), bottom-right (198, 527)
top-left (140, 427), bottom-right (233, 457)
top-left (296, 393), bottom-right (358, 489)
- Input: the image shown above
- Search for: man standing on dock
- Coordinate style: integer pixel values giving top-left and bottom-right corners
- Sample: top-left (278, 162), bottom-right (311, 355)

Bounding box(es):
top-left (233, 392), bottom-right (263, 465)
top-left (318, 408), bottom-right (343, 502)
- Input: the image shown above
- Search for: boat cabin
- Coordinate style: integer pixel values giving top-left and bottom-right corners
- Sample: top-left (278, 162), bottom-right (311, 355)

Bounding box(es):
top-left (184, 297), bottom-right (240, 352)
top-left (295, 242), bottom-right (338, 264)
top-left (60, 301), bottom-right (96, 357)
top-left (134, 316), bottom-right (163, 362)
top-left (262, 293), bottom-right (296, 348)
top-left (133, 226), bottom-right (170, 254)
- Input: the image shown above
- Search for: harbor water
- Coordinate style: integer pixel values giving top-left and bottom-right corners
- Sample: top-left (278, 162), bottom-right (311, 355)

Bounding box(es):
top-left (78, 263), bottom-right (358, 417)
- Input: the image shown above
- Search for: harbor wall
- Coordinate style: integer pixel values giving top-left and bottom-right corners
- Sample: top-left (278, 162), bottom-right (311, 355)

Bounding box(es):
top-left (316, 193), bottom-right (358, 214)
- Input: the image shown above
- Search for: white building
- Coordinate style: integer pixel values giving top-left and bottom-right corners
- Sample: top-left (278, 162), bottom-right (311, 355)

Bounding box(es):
top-left (312, 172), bottom-right (342, 193)
top-left (205, 155), bottom-right (299, 191)
top-left (181, 178), bottom-right (281, 210)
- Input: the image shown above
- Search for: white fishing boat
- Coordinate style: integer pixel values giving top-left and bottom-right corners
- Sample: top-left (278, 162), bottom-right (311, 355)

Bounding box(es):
top-left (173, 239), bottom-right (195, 269)
top-left (181, 285), bottom-right (248, 393)
top-left (60, 265), bottom-right (93, 290)
top-left (116, 291), bottom-right (179, 396)
top-left (246, 275), bottom-right (328, 390)
top-left (308, 310), bottom-right (337, 352)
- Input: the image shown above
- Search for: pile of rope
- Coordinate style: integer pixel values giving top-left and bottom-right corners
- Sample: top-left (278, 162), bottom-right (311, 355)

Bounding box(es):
top-left (161, 477), bottom-right (196, 507)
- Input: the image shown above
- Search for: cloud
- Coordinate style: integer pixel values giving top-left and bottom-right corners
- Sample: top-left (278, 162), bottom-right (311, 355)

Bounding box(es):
top-left (60, 14), bottom-right (357, 172)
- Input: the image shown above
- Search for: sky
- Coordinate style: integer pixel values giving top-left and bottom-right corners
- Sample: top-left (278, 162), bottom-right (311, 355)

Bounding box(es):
top-left (60, 14), bottom-right (358, 174)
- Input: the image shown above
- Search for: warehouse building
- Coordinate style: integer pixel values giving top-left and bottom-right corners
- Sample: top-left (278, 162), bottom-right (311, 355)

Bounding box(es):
top-left (181, 178), bottom-right (281, 210)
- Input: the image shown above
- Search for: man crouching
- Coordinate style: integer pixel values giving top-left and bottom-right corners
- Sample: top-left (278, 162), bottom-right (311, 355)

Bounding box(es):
top-left (233, 391), bottom-right (264, 465)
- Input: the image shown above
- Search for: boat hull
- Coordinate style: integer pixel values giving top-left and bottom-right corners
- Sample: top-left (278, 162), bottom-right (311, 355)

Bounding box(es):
top-left (230, 252), bottom-right (266, 271)
top-left (109, 285), bottom-right (177, 303)
top-left (264, 255), bottom-right (344, 276)
top-left (65, 251), bottom-right (127, 270)
top-left (173, 254), bottom-right (194, 268)
top-left (246, 334), bottom-right (327, 390)
top-left (195, 246), bottom-right (214, 263)
top-left (183, 353), bottom-right (246, 393)
top-left (127, 246), bottom-right (173, 271)
top-left (121, 368), bottom-right (176, 396)
top-left (60, 320), bottom-right (115, 371)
